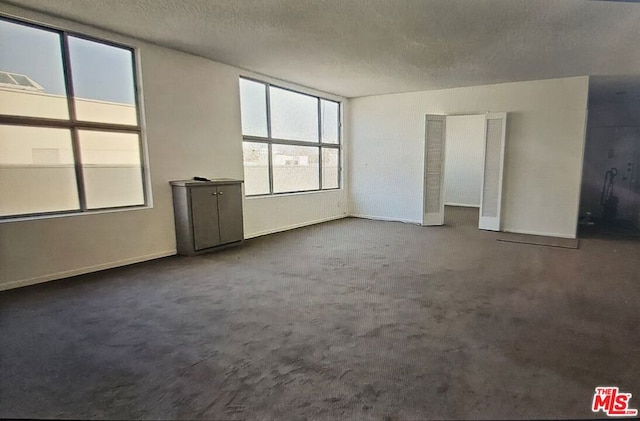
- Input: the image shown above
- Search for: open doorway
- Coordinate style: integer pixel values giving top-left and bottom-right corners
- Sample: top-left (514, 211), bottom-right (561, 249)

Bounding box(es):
top-left (578, 76), bottom-right (640, 238)
top-left (443, 114), bottom-right (485, 228)
top-left (423, 113), bottom-right (507, 231)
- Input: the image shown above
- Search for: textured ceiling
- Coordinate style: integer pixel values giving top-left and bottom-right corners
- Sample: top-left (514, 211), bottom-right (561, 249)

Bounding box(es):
top-left (2, 0), bottom-right (640, 98)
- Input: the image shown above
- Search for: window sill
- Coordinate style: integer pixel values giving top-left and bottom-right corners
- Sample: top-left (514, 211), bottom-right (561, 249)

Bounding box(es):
top-left (0, 204), bottom-right (153, 224)
top-left (245, 188), bottom-right (342, 199)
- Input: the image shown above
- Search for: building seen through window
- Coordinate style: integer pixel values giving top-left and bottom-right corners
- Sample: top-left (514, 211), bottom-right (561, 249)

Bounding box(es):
top-left (0, 17), bottom-right (145, 218)
top-left (239, 77), bottom-right (341, 196)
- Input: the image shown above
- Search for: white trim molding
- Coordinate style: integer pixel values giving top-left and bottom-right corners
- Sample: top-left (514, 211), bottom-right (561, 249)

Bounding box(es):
top-left (0, 250), bottom-right (176, 292)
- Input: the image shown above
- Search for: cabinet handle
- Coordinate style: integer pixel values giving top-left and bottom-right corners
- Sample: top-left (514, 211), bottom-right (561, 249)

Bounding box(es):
top-left (218, 191), bottom-right (224, 195)
top-left (211, 192), bottom-right (217, 196)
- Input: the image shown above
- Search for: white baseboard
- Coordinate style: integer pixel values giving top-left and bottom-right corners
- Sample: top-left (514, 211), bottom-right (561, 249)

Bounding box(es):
top-left (0, 250), bottom-right (176, 292)
top-left (503, 228), bottom-right (576, 239)
top-left (445, 203), bottom-right (480, 208)
top-left (349, 214), bottom-right (423, 225)
top-left (244, 214), bottom-right (348, 239)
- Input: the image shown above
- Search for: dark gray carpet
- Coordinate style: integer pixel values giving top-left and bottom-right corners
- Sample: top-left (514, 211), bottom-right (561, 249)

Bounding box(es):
top-left (1, 207), bottom-right (639, 419)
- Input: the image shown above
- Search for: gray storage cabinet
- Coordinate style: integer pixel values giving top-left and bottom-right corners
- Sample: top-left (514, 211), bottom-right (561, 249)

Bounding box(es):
top-left (170, 179), bottom-right (244, 255)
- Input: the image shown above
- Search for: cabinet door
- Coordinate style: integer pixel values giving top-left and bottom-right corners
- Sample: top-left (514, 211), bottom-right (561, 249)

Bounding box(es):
top-left (190, 186), bottom-right (221, 250)
top-left (217, 184), bottom-right (244, 244)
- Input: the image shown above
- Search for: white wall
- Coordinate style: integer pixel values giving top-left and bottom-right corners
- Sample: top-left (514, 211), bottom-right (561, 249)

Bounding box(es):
top-left (0, 5), bottom-right (348, 291)
top-left (349, 77), bottom-right (589, 238)
top-left (443, 114), bottom-right (485, 207)
top-left (244, 190), bottom-right (348, 238)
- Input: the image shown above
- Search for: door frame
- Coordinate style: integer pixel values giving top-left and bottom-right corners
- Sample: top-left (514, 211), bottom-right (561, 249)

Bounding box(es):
top-left (422, 112), bottom-right (507, 231)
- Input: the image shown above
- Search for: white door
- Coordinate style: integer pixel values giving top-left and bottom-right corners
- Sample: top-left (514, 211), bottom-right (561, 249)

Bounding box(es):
top-left (423, 115), bottom-right (447, 226)
top-left (479, 112), bottom-right (507, 231)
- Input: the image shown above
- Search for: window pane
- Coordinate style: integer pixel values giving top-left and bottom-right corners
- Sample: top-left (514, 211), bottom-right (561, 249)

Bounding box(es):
top-left (272, 145), bottom-right (319, 193)
top-left (322, 148), bottom-right (339, 189)
top-left (242, 142), bottom-right (270, 195)
top-left (239, 79), bottom-right (268, 137)
top-left (69, 37), bottom-right (137, 125)
top-left (0, 19), bottom-right (68, 119)
top-left (0, 125), bottom-right (78, 216)
top-left (270, 87), bottom-right (318, 142)
top-left (78, 130), bottom-right (144, 209)
top-left (321, 100), bottom-right (339, 144)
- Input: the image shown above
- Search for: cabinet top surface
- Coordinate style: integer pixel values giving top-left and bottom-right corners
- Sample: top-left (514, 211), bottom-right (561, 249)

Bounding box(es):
top-left (170, 178), bottom-right (243, 187)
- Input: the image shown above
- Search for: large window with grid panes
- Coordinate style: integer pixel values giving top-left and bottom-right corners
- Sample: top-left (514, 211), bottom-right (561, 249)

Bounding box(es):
top-left (239, 77), bottom-right (341, 196)
top-left (0, 16), bottom-right (146, 219)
